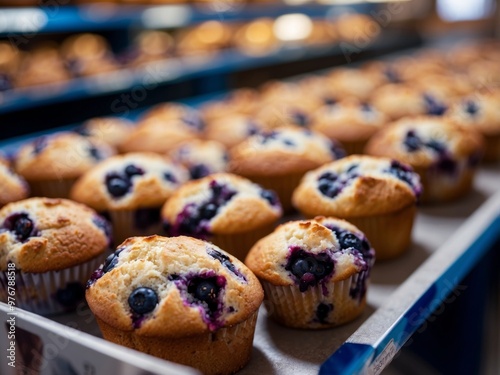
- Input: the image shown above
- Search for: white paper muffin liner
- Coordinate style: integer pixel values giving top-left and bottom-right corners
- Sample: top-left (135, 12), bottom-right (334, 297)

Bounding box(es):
top-left (109, 208), bottom-right (163, 245)
top-left (261, 273), bottom-right (367, 329)
top-left (0, 254), bottom-right (106, 316)
top-left (29, 178), bottom-right (76, 199)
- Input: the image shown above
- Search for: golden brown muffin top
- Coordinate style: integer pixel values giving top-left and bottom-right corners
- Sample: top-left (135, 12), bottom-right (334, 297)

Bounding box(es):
top-left (86, 235), bottom-right (263, 336)
top-left (161, 173), bottom-right (282, 235)
top-left (0, 160), bottom-right (29, 208)
top-left (14, 132), bottom-right (116, 181)
top-left (71, 152), bottom-right (188, 211)
top-left (245, 218), bottom-right (374, 288)
top-left (292, 155), bottom-right (421, 218)
top-left (229, 127), bottom-right (344, 176)
top-left (77, 117), bottom-right (134, 148)
top-left (0, 198), bottom-right (110, 272)
top-left (365, 116), bottom-right (484, 168)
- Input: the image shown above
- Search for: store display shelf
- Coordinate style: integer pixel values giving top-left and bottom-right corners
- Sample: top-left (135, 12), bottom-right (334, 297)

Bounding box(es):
top-left (1, 166), bottom-right (499, 375)
top-left (0, 30), bottom-right (410, 115)
top-left (0, 2), bottom-right (376, 35)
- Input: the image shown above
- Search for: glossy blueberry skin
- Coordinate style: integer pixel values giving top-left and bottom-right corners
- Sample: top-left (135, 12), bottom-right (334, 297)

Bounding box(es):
top-left (189, 164), bottom-right (210, 180)
top-left (169, 181), bottom-right (237, 238)
top-left (2, 213), bottom-right (37, 242)
top-left (188, 278), bottom-right (219, 310)
top-left (207, 248), bottom-right (246, 280)
top-left (260, 189), bottom-right (279, 207)
top-left (285, 247), bottom-right (334, 292)
top-left (317, 165), bottom-right (357, 199)
top-left (404, 130), bottom-right (422, 152)
top-left (385, 160), bottom-right (421, 196)
top-left (86, 247), bottom-right (126, 288)
top-left (325, 224), bottom-right (373, 262)
top-left (128, 287), bottom-right (158, 315)
top-left (124, 164), bottom-right (144, 178)
top-left (105, 173), bottom-right (131, 198)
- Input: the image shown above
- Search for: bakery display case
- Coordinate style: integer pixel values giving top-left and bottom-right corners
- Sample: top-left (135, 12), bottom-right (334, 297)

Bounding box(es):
top-left (0, 0), bottom-right (499, 374)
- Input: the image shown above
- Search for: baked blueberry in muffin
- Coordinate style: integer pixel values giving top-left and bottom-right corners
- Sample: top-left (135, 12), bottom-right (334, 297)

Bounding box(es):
top-left (366, 116), bottom-right (483, 203)
top-left (71, 152), bottom-right (188, 244)
top-left (245, 218), bottom-right (374, 328)
top-left (86, 235), bottom-right (263, 375)
top-left (0, 198), bottom-right (110, 315)
top-left (293, 155), bottom-right (421, 260)
top-left (162, 173), bottom-right (282, 260)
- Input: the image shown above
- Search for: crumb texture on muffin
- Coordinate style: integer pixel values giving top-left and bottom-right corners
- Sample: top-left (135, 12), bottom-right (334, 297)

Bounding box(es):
top-left (86, 235), bottom-right (263, 336)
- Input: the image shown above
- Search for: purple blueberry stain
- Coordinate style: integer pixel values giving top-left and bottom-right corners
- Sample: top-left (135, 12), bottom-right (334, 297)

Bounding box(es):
top-left (207, 247), bottom-right (246, 281)
top-left (260, 189), bottom-right (280, 208)
top-left (92, 215), bottom-right (113, 248)
top-left (285, 246), bottom-right (335, 293)
top-left (384, 68), bottom-right (400, 83)
top-left (2, 213), bottom-right (38, 242)
top-left (291, 110), bottom-right (310, 127)
top-left (424, 94), bottom-right (447, 116)
top-left (32, 137), bottom-right (48, 155)
top-left (86, 246), bottom-right (127, 288)
top-left (163, 171), bottom-right (177, 183)
top-left (385, 160), bottom-right (422, 197)
top-left (330, 141), bottom-right (346, 160)
top-left (182, 111), bottom-right (205, 132)
top-left (172, 271), bottom-right (227, 331)
top-left (325, 224), bottom-right (374, 263)
top-left (168, 180), bottom-right (236, 239)
top-left (128, 287), bottom-right (159, 328)
top-left (315, 303), bottom-right (333, 324)
top-left (317, 164), bottom-right (357, 199)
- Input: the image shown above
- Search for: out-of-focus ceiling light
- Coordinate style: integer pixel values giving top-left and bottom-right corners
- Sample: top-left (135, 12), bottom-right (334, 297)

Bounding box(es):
top-left (0, 8), bottom-right (48, 33)
top-left (273, 14), bottom-right (313, 42)
top-left (141, 6), bottom-right (191, 29)
top-left (437, 0), bottom-right (495, 21)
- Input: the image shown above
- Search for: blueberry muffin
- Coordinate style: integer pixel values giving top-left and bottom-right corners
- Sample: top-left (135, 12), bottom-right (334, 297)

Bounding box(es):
top-left (0, 156), bottom-right (29, 207)
top-left (119, 104), bottom-right (204, 154)
top-left (245, 218), bottom-right (374, 329)
top-left (371, 84), bottom-right (448, 121)
top-left (161, 173), bottom-right (282, 261)
top-left (70, 153), bottom-right (188, 244)
top-left (204, 114), bottom-right (262, 149)
top-left (200, 88), bottom-right (260, 122)
top-left (169, 140), bottom-right (229, 180)
top-left (326, 68), bottom-right (383, 102)
top-left (447, 90), bottom-right (500, 162)
top-left (312, 99), bottom-right (388, 155)
top-left (292, 155), bottom-right (422, 260)
top-left (365, 117), bottom-right (484, 203)
top-left (75, 117), bottom-right (134, 149)
top-left (0, 198), bottom-right (111, 315)
top-left (14, 132), bottom-right (115, 198)
top-left (229, 127), bottom-right (345, 212)
top-left (86, 235), bottom-right (263, 375)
